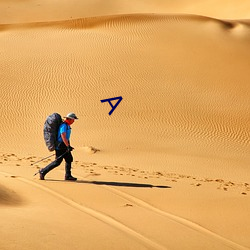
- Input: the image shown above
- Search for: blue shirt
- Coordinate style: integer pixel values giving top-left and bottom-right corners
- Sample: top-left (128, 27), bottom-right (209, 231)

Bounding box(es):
top-left (57, 122), bottom-right (71, 143)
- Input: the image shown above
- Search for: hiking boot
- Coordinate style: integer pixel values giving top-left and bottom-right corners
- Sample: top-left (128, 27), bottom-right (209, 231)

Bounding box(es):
top-left (65, 175), bottom-right (77, 181)
top-left (39, 170), bottom-right (45, 180)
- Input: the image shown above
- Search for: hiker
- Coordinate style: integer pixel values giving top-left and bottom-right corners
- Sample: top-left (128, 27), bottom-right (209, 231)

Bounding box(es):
top-left (39, 112), bottom-right (78, 181)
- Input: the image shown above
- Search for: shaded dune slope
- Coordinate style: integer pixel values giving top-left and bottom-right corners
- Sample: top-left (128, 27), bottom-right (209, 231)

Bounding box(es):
top-left (0, 184), bottom-right (23, 206)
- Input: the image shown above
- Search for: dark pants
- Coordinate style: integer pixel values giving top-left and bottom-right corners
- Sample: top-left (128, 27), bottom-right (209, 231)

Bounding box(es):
top-left (40, 149), bottom-right (73, 177)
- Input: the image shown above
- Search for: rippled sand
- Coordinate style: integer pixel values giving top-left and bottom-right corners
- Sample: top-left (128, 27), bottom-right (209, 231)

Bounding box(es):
top-left (1, 2), bottom-right (250, 250)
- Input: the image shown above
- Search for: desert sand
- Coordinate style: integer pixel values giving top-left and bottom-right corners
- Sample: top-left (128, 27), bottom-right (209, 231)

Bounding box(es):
top-left (0, 1), bottom-right (250, 250)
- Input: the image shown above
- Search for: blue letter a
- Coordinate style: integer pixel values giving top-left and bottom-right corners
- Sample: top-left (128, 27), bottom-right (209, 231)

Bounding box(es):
top-left (100, 96), bottom-right (123, 115)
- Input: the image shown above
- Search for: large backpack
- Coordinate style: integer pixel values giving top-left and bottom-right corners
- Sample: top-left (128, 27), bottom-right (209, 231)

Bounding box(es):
top-left (43, 113), bottom-right (63, 151)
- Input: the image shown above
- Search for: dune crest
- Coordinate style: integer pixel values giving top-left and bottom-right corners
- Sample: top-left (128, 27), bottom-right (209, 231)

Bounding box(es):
top-left (1, 0), bottom-right (250, 24)
top-left (1, 13), bottom-right (250, 30)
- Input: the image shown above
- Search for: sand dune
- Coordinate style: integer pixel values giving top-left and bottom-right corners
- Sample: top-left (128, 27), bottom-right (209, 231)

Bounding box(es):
top-left (1, 0), bottom-right (250, 24)
top-left (1, 14), bottom-right (250, 179)
top-left (1, 4), bottom-right (250, 250)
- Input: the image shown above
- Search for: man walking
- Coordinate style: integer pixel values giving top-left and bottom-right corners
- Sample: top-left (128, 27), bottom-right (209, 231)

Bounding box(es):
top-left (39, 112), bottom-right (78, 181)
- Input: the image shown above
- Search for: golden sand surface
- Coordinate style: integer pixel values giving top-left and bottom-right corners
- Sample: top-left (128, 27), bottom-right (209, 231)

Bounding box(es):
top-left (0, 1), bottom-right (250, 250)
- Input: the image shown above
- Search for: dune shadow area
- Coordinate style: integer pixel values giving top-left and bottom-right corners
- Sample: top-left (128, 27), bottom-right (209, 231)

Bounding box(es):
top-left (0, 184), bottom-right (23, 206)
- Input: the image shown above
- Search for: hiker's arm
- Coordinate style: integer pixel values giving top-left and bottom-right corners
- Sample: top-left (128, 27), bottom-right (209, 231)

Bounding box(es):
top-left (61, 132), bottom-right (69, 147)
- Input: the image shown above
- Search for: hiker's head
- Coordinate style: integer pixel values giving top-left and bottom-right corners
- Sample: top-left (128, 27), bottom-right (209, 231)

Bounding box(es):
top-left (64, 113), bottom-right (78, 125)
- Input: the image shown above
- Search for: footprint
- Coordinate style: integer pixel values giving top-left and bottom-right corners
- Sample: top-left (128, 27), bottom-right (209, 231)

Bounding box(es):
top-left (124, 203), bottom-right (133, 207)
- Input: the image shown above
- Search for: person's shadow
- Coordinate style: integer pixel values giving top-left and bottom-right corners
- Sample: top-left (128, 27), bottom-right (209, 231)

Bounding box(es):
top-left (76, 180), bottom-right (171, 189)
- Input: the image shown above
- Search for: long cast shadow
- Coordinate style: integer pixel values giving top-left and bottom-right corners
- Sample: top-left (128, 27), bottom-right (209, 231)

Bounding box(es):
top-left (76, 180), bottom-right (171, 189)
top-left (45, 179), bottom-right (171, 189)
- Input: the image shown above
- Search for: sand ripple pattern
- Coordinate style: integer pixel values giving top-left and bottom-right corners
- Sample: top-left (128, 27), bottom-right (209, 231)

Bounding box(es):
top-left (0, 14), bottom-right (249, 168)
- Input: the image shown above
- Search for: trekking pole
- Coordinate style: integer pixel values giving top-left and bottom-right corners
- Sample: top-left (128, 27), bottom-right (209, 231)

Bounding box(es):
top-left (31, 153), bottom-right (55, 166)
top-left (33, 151), bottom-right (69, 176)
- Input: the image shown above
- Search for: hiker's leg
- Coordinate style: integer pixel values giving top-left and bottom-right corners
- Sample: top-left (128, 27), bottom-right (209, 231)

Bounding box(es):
top-left (64, 152), bottom-right (73, 177)
top-left (40, 150), bottom-right (64, 176)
